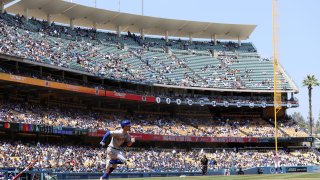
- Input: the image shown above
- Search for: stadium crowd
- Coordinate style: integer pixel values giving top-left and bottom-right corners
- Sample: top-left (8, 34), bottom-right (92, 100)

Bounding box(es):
top-left (0, 13), bottom-right (148, 81)
top-left (0, 12), bottom-right (292, 90)
top-left (0, 141), bottom-right (318, 172)
top-left (0, 63), bottom-right (298, 108)
top-left (0, 101), bottom-right (307, 137)
top-left (0, 7), bottom-right (309, 178)
top-left (206, 148), bottom-right (320, 170)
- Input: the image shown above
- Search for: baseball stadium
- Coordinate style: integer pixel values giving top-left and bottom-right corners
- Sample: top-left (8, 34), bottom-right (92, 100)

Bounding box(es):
top-left (0, 0), bottom-right (319, 179)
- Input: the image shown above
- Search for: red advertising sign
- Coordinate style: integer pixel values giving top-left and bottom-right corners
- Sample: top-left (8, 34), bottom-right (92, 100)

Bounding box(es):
top-left (88, 129), bottom-right (107, 137)
top-left (105, 91), bottom-right (155, 102)
top-left (130, 133), bottom-right (258, 143)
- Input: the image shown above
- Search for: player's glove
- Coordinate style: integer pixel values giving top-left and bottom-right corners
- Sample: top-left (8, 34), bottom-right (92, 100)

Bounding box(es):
top-left (99, 141), bottom-right (105, 147)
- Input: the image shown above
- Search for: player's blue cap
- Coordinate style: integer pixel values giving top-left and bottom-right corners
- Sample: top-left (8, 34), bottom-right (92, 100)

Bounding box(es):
top-left (121, 120), bottom-right (131, 128)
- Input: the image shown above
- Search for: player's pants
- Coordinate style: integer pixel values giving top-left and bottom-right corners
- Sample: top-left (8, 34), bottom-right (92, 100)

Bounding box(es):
top-left (106, 146), bottom-right (126, 162)
top-left (102, 147), bottom-right (127, 179)
top-left (202, 165), bottom-right (208, 175)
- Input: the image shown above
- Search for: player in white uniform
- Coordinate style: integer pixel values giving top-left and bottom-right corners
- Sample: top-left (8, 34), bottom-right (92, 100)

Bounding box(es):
top-left (99, 120), bottom-right (135, 180)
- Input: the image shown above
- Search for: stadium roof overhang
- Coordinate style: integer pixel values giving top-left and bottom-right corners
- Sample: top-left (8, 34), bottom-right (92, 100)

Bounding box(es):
top-left (4, 0), bottom-right (256, 40)
top-left (0, 0), bottom-right (14, 4)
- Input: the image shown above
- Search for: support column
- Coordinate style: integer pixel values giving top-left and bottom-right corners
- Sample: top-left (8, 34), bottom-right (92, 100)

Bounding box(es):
top-left (47, 14), bottom-right (52, 25)
top-left (116, 25), bottom-right (121, 37)
top-left (70, 18), bottom-right (74, 30)
top-left (62, 71), bottom-right (65, 80)
top-left (238, 36), bottom-right (241, 46)
top-left (40, 67), bottom-right (43, 76)
top-left (140, 28), bottom-right (145, 40)
top-left (165, 30), bottom-right (169, 42)
top-left (0, 2), bottom-right (4, 14)
top-left (23, 8), bottom-right (29, 20)
top-left (213, 34), bottom-right (217, 45)
top-left (189, 34), bottom-right (192, 43)
top-left (83, 75), bottom-right (87, 83)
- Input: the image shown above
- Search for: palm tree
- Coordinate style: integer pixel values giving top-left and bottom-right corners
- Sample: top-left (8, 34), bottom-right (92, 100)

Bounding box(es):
top-left (302, 75), bottom-right (319, 138)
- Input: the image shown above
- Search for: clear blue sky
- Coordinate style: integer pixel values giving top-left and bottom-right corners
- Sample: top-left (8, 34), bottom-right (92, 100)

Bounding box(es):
top-left (73, 0), bottom-right (320, 122)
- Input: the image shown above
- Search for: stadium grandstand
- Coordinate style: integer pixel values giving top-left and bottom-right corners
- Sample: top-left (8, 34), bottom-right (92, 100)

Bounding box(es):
top-left (0, 0), bottom-right (318, 179)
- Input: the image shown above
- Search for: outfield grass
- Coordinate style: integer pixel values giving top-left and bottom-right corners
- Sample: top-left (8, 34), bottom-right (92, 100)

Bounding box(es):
top-left (113, 173), bottom-right (320, 180)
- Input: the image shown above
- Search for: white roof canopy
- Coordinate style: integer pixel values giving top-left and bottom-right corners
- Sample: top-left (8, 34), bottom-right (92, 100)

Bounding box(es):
top-left (4, 0), bottom-right (256, 40)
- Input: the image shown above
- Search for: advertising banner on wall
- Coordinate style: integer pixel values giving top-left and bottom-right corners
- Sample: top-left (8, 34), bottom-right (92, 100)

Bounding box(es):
top-left (0, 73), bottom-right (155, 103)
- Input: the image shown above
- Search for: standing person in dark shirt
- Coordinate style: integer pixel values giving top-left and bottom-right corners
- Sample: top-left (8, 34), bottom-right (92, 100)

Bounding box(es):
top-left (200, 155), bottom-right (208, 175)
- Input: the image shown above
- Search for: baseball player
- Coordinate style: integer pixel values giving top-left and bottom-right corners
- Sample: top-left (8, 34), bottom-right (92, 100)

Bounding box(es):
top-left (99, 120), bottom-right (135, 180)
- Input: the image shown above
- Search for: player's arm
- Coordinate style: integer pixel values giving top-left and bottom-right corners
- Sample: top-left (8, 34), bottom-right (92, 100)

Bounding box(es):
top-left (100, 130), bottom-right (122, 146)
top-left (99, 131), bottom-right (111, 147)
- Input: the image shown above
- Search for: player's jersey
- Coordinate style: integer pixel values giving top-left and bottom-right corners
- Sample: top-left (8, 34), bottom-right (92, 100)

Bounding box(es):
top-left (109, 129), bottom-right (131, 148)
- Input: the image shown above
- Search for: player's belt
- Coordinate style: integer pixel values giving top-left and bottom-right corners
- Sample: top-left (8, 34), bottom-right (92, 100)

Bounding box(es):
top-left (108, 146), bottom-right (121, 150)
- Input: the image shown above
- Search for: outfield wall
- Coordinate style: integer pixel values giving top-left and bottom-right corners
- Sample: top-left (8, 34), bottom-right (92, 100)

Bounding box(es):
top-left (2, 166), bottom-right (319, 180)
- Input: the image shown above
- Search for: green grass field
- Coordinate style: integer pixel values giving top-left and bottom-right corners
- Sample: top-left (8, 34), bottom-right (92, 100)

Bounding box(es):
top-left (113, 173), bottom-right (320, 180)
